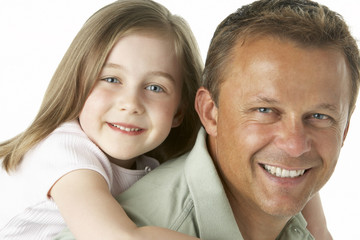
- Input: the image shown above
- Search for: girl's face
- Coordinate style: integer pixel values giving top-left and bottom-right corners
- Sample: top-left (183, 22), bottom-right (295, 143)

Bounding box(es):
top-left (79, 33), bottom-right (183, 168)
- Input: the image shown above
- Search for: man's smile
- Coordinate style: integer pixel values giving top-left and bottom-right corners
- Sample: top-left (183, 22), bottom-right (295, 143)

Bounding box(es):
top-left (262, 164), bottom-right (306, 178)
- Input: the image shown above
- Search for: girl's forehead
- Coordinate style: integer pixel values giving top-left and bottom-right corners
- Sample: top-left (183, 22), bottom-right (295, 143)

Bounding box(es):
top-left (103, 32), bottom-right (182, 84)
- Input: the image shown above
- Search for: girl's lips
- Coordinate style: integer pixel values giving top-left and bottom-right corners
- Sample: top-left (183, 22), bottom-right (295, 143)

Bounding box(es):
top-left (107, 122), bottom-right (145, 135)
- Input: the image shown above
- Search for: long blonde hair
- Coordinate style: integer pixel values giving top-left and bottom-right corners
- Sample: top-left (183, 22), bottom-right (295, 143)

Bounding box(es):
top-left (1, 0), bottom-right (203, 172)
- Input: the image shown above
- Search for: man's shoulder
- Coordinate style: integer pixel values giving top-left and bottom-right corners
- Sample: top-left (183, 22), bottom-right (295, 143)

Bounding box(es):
top-left (118, 152), bottom-right (189, 198)
top-left (117, 153), bottom-right (198, 234)
top-left (277, 213), bottom-right (315, 240)
top-left (123, 153), bottom-right (188, 191)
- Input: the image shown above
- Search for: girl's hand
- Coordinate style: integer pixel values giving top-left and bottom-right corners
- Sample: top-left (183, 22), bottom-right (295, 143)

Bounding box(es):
top-left (301, 193), bottom-right (333, 240)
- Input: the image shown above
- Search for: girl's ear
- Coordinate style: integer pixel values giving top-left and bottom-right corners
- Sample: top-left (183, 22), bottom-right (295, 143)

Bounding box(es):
top-left (195, 87), bottom-right (218, 137)
top-left (171, 103), bottom-right (185, 128)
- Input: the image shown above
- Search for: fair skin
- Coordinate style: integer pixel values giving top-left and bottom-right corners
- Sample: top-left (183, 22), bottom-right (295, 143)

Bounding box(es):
top-left (52, 33), bottom-right (332, 240)
top-left (51, 33), bottom-right (198, 240)
top-left (78, 32), bottom-right (183, 168)
top-left (196, 36), bottom-right (350, 239)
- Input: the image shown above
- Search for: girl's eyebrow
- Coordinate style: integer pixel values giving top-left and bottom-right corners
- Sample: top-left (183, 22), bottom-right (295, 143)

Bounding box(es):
top-left (103, 63), bottom-right (125, 70)
top-left (148, 71), bottom-right (175, 82)
top-left (104, 63), bottom-right (175, 82)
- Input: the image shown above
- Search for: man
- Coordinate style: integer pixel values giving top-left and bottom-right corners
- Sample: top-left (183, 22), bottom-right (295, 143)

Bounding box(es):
top-left (57, 0), bottom-right (359, 239)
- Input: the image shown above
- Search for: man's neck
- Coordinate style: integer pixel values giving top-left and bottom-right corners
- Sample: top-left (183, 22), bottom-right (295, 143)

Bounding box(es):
top-left (207, 135), bottom-right (292, 239)
top-left (225, 185), bottom-right (291, 240)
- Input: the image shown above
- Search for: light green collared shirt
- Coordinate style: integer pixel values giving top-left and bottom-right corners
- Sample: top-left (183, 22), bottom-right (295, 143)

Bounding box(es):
top-left (54, 128), bottom-right (314, 240)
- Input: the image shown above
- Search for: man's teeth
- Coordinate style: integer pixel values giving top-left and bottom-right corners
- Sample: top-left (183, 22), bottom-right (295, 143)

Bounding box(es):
top-left (111, 124), bottom-right (141, 132)
top-left (264, 165), bottom-right (305, 178)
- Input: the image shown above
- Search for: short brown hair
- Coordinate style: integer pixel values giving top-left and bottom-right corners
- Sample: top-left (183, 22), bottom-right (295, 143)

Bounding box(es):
top-left (203, 0), bottom-right (359, 113)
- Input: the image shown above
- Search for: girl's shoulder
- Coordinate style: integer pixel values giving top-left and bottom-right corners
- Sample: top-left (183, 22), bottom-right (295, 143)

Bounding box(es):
top-left (29, 120), bottom-right (107, 167)
top-left (17, 120), bottom-right (114, 196)
top-left (22, 120), bottom-right (111, 180)
top-left (52, 120), bottom-right (87, 138)
top-left (37, 120), bottom-right (96, 155)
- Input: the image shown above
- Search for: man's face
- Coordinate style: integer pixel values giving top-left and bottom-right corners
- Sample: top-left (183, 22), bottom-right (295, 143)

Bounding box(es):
top-left (198, 37), bottom-right (351, 218)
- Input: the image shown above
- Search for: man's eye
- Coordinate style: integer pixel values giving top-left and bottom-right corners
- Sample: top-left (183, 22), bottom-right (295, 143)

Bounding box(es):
top-left (308, 113), bottom-right (334, 128)
top-left (313, 113), bottom-right (329, 120)
top-left (258, 107), bottom-right (272, 113)
top-left (102, 77), bottom-right (120, 83)
top-left (312, 113), bottom-right (329, 120)
top-left (146, 85), bottom-right (164, 93)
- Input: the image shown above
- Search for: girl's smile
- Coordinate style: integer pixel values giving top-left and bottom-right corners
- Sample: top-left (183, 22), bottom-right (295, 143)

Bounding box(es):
top-left (107, 122), bottom-right (145, 135)
top-left (79, 32), bottom-right (184, 165)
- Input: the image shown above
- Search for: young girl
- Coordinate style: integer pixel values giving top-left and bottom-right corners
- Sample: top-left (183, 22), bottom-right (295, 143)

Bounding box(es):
top-left (0, 0), bottom-right (201, 239)
top-left (0, 0), bottom-right (331, 239)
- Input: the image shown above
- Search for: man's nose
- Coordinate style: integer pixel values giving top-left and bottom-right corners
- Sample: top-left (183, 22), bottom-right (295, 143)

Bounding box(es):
top-left (274, 119), bottom-right (311, 158)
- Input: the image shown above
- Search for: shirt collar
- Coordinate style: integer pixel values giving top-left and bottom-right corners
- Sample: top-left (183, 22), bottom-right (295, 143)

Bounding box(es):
top-left (184, 128), bottom-right (312, 240)
top-left (184, 128), bottom-right (244, 239)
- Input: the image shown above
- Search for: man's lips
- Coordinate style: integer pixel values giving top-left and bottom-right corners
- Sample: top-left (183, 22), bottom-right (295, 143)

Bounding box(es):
top-left (261, 164), bottom-right (308, 178)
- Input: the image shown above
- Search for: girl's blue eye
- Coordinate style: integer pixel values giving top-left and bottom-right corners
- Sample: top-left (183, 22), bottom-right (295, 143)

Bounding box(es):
top-left (146, 85), bottom-right (164, 93)
top-left (103, 77), bottom-right (120, 83)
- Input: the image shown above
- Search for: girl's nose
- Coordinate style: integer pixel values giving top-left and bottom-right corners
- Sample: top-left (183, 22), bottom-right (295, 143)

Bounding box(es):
top-left (117, 90), bottom-right (145, 114)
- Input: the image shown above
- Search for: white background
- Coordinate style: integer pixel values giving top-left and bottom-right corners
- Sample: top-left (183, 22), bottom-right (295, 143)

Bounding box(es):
top-left (0, 1), bottom-right (359, 238)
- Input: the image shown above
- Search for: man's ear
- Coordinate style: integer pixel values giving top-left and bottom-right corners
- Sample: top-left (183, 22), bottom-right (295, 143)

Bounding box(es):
top-left (342, 106), bottom-right (356, 146)
top-left (172, 103), bottom-right (185, 128)
top-left (342, 120), bottom-right (351, 146)
top-left (195, 87), bottom-right (218, 136)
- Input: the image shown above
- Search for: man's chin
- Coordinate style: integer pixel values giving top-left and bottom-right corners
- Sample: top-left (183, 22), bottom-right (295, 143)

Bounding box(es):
top-left (259, 197), bottom-right (309, 219)
top-left (268, 208), bottom-right (302, 219)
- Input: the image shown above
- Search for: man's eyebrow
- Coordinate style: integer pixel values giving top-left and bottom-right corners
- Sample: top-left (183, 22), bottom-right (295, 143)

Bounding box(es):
top-left (254, 97), bottom-right (340, 112)
top-left (254, 96), bottom-right (279, 104)
top-left (314, 103), bottom-right (340, 113)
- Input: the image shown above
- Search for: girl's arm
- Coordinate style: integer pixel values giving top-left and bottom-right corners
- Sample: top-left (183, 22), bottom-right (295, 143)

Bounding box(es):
top-left (50, 169), bottom-right (199, 240)
top-left (301, 192), bottom-right (333, 240)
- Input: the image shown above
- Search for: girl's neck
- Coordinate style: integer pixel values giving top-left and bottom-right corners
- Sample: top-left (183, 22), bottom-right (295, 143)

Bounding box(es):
top-left (106, 154), bottom-right (139, 170)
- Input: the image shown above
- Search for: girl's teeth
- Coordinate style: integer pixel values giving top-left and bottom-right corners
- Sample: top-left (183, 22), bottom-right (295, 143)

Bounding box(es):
top-left (264, 165), bottom-right (305, 178)
top-left (111, 124), bottom-right (140, 132)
